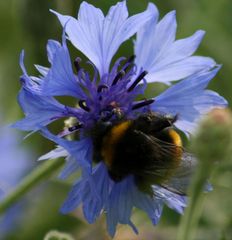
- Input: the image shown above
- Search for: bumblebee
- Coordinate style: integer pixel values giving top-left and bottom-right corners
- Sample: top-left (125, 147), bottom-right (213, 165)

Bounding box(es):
top-left (92, 112), bottom-right (195, 196)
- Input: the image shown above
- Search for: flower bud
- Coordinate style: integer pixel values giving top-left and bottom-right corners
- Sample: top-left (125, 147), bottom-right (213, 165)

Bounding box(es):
top-left (192, 108), bottom-right (232, 164)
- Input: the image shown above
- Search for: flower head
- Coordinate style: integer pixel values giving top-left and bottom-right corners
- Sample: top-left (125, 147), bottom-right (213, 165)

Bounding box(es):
top-left (14, 1), bottom-right (227, 237)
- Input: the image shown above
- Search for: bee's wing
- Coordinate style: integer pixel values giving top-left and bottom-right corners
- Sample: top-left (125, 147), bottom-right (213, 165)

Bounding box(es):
top-left (163, 151), bottom-right (213, 195)
top-left (133, 131), bottom-right (211, 196)
top-left (133, 131), bottom-right (196, 195)
top-left (161, 152), bottom-right (198, 196)
top-left (142, 133), bottom-right (198, 195)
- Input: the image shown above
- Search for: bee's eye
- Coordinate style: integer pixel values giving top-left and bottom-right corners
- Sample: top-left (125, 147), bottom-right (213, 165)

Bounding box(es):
top-left (100, 110), bottom-right (114, 121)
top-left (100, 104), bottom-right (124, 122)
top-left (140, 115), bottom-right (152, 123)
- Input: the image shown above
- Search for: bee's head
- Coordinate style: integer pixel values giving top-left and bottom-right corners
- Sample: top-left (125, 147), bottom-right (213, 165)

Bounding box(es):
top-left (133, 112), bottom-right (178, 134)
top-left (99, 101), bottom-right (125, 123)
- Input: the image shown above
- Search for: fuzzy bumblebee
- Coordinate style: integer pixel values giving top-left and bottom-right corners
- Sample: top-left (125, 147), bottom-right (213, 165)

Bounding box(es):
top-left (92, 112), bottom-right (186, 195)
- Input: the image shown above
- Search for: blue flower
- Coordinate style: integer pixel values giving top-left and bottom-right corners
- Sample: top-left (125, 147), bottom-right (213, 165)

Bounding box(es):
top-left (0, 123), bottom-right (32, 235)
top-left (14, 1), bottom-right (227, 237)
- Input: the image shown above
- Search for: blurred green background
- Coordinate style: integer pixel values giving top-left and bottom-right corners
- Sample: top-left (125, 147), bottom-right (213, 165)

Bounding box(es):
top-left (0, 0), bottom-right (232, 239)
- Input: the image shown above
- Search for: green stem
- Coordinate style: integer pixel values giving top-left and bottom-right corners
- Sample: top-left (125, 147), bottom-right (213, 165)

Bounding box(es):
top-left (0, 158), bottom-right (65, 214)
top-left (177, 162), bottom-right (212, 240)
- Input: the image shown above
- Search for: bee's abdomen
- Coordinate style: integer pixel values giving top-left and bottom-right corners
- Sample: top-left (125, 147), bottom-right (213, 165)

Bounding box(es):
top-left (99, 118), bottom-right (183, 195)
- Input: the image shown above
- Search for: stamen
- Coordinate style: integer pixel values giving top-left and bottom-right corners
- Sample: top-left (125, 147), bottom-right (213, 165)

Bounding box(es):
top-left (123, 55), bottom-right (136, 72)
top-left (132, 99), bottom-right (155, 110)
top-left (97, 84), bottom-right (108, 93)
top-left (79, 100), bottom-right (90, 112)
top-left (112, 70), bottom-right (125, 86)
top-left (86, 61), bottom-right (98, 84)
top-left (68, 123), bottom-right (83, 132)
top-left (74, 57), bottom-right (82, 72)
top-left (127, 71), bottom-right (148, 92)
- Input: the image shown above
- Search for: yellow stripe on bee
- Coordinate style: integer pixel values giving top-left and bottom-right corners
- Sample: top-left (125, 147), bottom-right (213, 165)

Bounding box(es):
top-left (161, 129), bottom-right (183, 182)
top-left (168, 129), bottom-right (183, 167)
top-left (101, 121), bottom-right (131, 168)
top-left (168, 129), bottom-right (182, 147)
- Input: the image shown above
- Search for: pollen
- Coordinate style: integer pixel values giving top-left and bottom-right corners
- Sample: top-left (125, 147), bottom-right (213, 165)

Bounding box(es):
top-left (101, 121), bottom-right (132, 168)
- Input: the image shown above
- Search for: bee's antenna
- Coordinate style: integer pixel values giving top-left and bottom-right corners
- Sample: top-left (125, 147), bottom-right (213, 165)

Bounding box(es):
top-left (167, 114), bottom-right (179, 125)
top-left (97, 84), bottom-right (108, 93)
top-left (173, 114), bottom-right (179, 123)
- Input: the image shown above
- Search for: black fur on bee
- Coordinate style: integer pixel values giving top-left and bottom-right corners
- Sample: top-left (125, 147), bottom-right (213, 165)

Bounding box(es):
top-left (92, 112), bottom-right (182, 195)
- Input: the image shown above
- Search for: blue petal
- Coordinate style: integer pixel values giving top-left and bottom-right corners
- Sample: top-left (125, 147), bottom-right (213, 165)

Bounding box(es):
top-left (83, 163), bottom-right (109, 223)
top-left (153, 186), bottom-right (187, 214)
top-left (42, 32), bottom-right (84, 99)
top-left (135, 8), bottom-right (216, 84)
top-left (154, 30), bottom-right (206, 66)
top-left (135, 10), bottom-right (176, 72)
top-left (59, 156), bottom-right (80, 180)
top-left (19, 51), bottom-right (41, 93)
top-left (152, 67), bottom-right (228, 134)
top-left (46, 40), bottom-right (61, 64)
top-left (40, 128), bottom-right (93, 171)
top-left (14, 51), bottom-right (79, 131)
top-left (51, 2), bottom-right (154, 76)
top-left (38, 146), bottom-right (68, 161)
top-left (106, 176), bottom-right (136, 237)
top-left (145, 56), bottom-right (216, 83)
top-left (13, 89), bottom-right (69, 131)
top-left (34, 65), bottom-right (49, 77)
top-left (38, 147), bottom-right (77, 179)
top-left (61, 163), bottom-right (109, 224)
top-left (131, 185), bottom-right (163, 225)
top-left (61, 179), bottom-right (83, 213)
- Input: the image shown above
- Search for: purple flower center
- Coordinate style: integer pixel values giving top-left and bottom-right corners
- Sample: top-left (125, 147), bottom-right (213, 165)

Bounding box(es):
top-left (71, 56), bottom-right (154, 131)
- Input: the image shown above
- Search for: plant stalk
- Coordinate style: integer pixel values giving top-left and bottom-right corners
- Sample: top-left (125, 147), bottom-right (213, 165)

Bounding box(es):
top-left (0, 158), bottom-right (64, 214)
